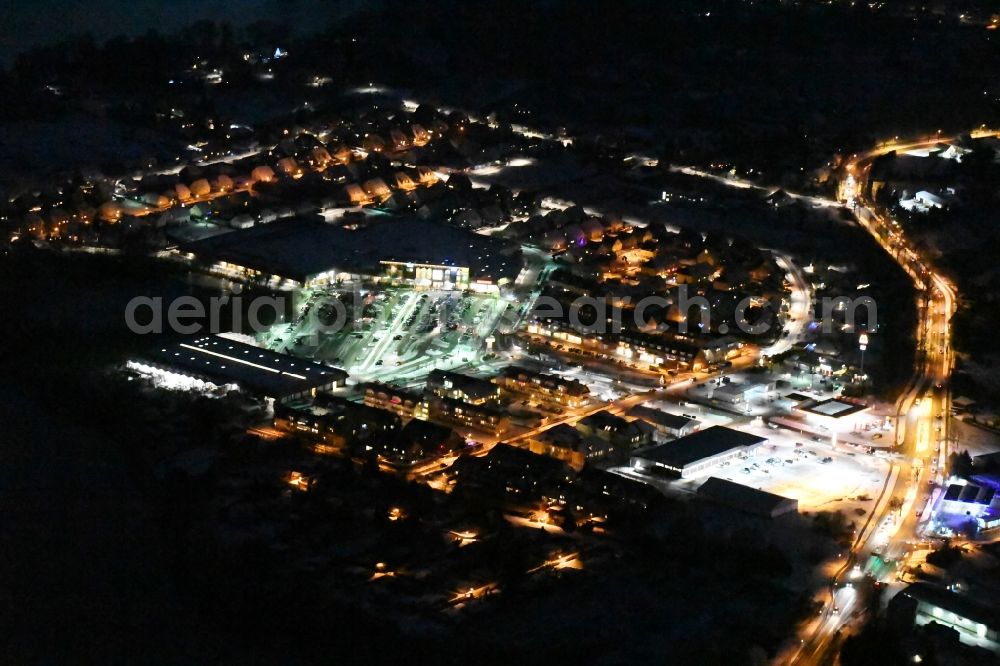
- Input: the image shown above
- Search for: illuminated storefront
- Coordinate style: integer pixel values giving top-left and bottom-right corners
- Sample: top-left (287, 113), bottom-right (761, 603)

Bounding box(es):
top-left (381, 260), bottom-right (470, 290)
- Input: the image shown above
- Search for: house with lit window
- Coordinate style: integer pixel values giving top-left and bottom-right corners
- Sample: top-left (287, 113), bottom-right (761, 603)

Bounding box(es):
top-left (377, 418), bottom-right (463, 469)
top-left (363, 382), bottom-right (429, 421)
top-left (427, 395), bottom-right (509, 436)
top-left (493, 365), bottom-right (590, 409)
top-left (427, 370), bottom-right (500, 405)
top-left (577, 411), bottom-right (651, 450)
top-left (628, 406), bottom-right (700, 439)
top-left (273, 397), bottom-right (400, 449)
top-left (525, 423), bottom-right (616, 470)
top-left (451, 443), bottom-right (574, 501)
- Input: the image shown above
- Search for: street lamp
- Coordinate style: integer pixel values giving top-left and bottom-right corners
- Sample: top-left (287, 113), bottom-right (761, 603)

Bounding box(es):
top-left (859, 333), bottom-right (869, 378)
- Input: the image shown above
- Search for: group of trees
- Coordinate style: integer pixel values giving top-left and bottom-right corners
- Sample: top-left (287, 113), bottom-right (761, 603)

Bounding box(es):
top-left (0, 19), bottom-right (303, 124)
top-left (5, 0), bottom-right (998, 167)
top-left (811, 510), bottom-right (855, 546)
top-left (946, 450), bottom-right (973, 479)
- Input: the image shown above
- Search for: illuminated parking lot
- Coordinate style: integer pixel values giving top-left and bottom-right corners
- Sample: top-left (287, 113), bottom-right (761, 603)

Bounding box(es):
top-left (613, 417), bottom-right (893, 517)
top-left (265, 287), bottom-right (510, 382)
top-left (680, 423), bottom-right (892, 513)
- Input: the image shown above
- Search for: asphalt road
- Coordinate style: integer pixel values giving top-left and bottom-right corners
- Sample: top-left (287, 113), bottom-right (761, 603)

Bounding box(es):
top-left (785, 130), bottom-right (995, 665)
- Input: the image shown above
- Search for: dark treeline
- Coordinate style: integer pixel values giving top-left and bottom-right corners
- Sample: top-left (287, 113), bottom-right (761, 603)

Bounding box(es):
top-left (2, 1), bottom-right (997, 175)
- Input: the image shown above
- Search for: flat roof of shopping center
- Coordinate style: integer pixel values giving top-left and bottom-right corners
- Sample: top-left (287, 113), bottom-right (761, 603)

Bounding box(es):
top-left (696, 477), bottom-right (798, 518)
top-left (139, 335), bottom-right (347, 398)
top-left (798, 397), bottom-right (866, 418)
top-left (633, 425), bottom-right (766, 469)
top-left (181, 217), bottom-right (521, 284)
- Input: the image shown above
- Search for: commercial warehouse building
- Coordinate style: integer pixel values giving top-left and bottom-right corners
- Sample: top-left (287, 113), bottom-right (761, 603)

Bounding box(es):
top-left (696, 477), bottom-right (798, 518)
top-left (891, 583), bottom-right (1000, 654)
top-left (937, 482), bottom-right (1000, 534)
top-left (133, 335), bottom-right (347, 401)
top-left (941, 482), bottom-right (997, 515)
top-left (795, 397), bottom-right (869, 433)
top-left (630, 425), bottom-right (766, 478)
top-left (710, 379), bottom-right (776, 404)
top-left (178, 216), bottom-right (521, 291)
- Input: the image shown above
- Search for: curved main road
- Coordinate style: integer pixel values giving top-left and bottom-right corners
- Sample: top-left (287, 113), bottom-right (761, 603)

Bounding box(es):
top-left (789, 130), bottom-right (998, 665)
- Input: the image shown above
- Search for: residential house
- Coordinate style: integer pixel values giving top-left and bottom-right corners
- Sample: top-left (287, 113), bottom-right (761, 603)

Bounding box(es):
top-left (628, 406), bottom-right (700, 438)
top-left (363, 382), bottom-right (429, 421)
top-left (427, 369), bottom-right (500, 405)
top-left (576, 410), bottom-right (651, 450)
